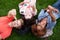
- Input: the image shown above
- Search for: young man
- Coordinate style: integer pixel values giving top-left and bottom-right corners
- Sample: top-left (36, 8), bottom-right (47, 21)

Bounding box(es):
top-left (0, 9), bottom-right (23, 40)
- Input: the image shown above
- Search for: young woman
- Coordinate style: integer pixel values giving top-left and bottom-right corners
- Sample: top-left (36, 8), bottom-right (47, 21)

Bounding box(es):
top-left (0, 9), bottom-right (23, 40)
top-left (32, 0), bottom-right (60, 40)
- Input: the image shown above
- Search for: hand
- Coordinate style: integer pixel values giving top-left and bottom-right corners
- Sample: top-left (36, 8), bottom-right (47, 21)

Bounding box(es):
top-left (48, 5), bottom-right (59, 13)
top-left (8, 9), bottom-right (16, 17)
top-left (47, 9), bottom-right (52, 14)
top-left (46, 7), bottom-right (56, 22)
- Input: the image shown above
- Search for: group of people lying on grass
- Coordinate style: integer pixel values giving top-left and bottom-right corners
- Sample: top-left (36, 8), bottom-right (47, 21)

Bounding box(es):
top-left (0, 0), bottom-right (60, 40)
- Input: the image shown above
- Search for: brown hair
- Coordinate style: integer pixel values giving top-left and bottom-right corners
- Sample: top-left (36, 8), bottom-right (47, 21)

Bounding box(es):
top-left (31, 23), bottom-right (47, 37)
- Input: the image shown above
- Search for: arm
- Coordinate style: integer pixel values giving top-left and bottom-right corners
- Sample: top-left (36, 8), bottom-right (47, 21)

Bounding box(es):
top-left (0, 29), bottom-right (12, 40)
top-left (48, 5), bottom-right (59, 13)
top-left (32, 6), bottom-right (36, 11)
top-left (32, 6), bottom-right (37, 15)
top-left (47, 9), bottom-right (56, 22)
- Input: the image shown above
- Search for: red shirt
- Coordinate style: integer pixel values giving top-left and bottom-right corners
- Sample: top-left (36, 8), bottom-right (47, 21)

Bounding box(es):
top-left (0, 16), bottom-right (14, 39)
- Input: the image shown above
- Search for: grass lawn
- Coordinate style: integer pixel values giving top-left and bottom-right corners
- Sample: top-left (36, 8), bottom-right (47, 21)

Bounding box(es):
top-left (0, 0), bottom-right (60, 40)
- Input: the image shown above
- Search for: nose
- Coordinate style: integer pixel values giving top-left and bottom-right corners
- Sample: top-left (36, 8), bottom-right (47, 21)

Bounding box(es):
top-left (21, 11), bottom-right (24, 13)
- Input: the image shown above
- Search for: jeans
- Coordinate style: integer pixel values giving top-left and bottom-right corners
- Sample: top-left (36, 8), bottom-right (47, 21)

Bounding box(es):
top-left (53, 0), bottom-right (60, 11)
top-left (52, 0), bottom-right (60, 19)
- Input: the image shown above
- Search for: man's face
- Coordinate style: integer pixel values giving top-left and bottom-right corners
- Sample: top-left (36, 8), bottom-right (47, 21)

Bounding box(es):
top-left (9, 19), bottom-right (22, 28)
top-left (37, 18), bottom-right (47, 30)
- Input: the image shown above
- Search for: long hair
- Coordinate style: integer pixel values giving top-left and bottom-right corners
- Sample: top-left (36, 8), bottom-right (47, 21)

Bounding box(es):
top-left (31, 18), bottom-right (47, 37)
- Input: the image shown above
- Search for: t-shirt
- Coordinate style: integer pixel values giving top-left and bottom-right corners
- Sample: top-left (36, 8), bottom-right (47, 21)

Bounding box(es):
top-left (37, 9), bottom-right (60, 30)
top-left (0, 16), bottom-right (14, 39)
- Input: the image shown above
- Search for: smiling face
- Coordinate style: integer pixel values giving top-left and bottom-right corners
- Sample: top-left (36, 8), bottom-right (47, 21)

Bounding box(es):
top-left (9, 19), bottom-right (23, 28)
top-left (37, 18), bottom-right (47, 31)
top-left (31, 18), bottom-right (47, 36)
top-left (19, 2), bottom-right (33, 19)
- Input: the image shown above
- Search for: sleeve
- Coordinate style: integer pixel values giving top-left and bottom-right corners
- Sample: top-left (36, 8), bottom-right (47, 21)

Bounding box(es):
top-left (0, 29), bottom-right (12, 39)
top-left (50, 21), bottom-right (56, 30)
top-left (38, 9), bottom-right (49, 21)
top-left (46, 16), bottom-right (56, 30)
top-left (52, 11), bottom-right (60, 19)
top-left (7, 16), bottom-right (14, 21)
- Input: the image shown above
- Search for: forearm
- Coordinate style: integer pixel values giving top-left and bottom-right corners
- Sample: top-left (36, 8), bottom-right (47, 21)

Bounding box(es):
top-left (49, 12), bottom-right (56, 22)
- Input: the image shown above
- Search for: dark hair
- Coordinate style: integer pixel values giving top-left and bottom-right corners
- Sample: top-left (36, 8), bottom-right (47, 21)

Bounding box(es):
top-left (32, 17), bottom-right (48, 37)
top-left (37, 17), bottom-right (47, 28)
top-left (32, 24), bottom-right (46, 36)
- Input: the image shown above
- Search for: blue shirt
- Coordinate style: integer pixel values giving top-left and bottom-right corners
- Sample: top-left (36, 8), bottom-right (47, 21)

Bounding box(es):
top-left (37, 9), bottom-right (60, 30)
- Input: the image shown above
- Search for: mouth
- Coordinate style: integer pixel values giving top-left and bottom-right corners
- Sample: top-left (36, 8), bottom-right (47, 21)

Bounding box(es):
top-left (24, 15), bottom-right (32, 19)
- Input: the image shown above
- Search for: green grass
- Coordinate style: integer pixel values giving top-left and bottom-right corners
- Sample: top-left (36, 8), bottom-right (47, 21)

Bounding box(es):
top-left (0, 0), bottom-right (60, 40)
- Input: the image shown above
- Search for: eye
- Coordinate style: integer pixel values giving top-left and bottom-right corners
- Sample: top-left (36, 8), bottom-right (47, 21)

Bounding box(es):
top-left (13, 22), bottom-right (17, 25)
top-left (24, 4), bottom-right (27, 6)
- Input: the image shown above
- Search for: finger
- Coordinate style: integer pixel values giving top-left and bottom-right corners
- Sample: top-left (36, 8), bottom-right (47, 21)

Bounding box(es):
top-left (13, 16), bottom-right (17, 20)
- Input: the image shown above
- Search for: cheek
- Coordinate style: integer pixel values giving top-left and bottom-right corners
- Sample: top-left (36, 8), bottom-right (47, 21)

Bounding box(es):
top-left (12, 22), bottom-right (18, 26)
top-left (13, 23), bottom-right (17, 26)
top-left (37, 26), bottom-right (41, 30)
top-left (17, 23), bottom-right (21, 26)
top-left (41, 21), bottom-right (46, 25)
top-left (13, 24), bottom-right (20, 27)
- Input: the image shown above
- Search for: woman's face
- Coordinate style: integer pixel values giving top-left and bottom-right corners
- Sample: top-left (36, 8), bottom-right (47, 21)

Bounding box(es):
top-left (9, 19), bottom-right (22, 28)
top-left (37, 18), bottom-right (47, 30)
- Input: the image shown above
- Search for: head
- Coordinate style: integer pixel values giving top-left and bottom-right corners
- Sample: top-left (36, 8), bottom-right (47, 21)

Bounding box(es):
top-left (32, 17), bottom-right (47, 36)
top-left (37, 17), bottom-right (47, 30)
top-left (9, 19), bottom-right (23, 28)
top-left (19, 2), bottom-right (34, 19)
